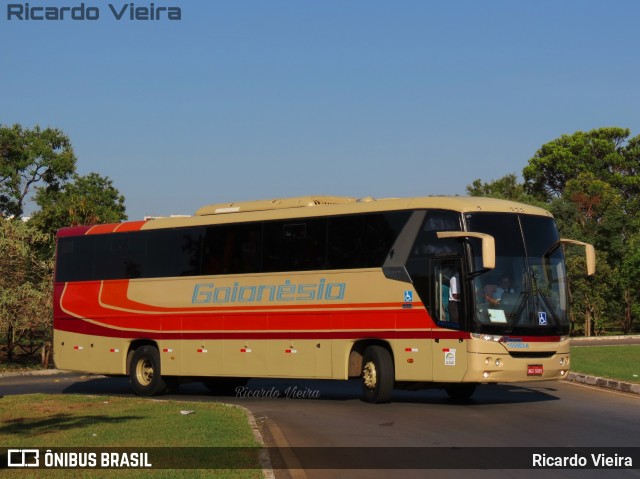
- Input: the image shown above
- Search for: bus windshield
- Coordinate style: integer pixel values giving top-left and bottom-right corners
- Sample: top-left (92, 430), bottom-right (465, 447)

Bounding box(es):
top-left (465, 213), bottom-right (569, 336)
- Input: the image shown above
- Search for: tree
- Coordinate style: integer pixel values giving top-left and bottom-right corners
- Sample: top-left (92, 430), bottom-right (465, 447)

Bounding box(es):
top-left (620, 233), bottom-right (640, 334)
top-left (565, 251), bottom-right (615, 336)
top-left (466, 173), bottom-right (543, 205)
top-left (0, 219), bottom-right (53, 361)
top-left (522, 127), bottom-right (639, 201)
top-left (470, 126), bottom-right (640, 335)
top-left (31, 172), bottom-right (127, 234)
top-left (0, 124), bottom-right (76, 218)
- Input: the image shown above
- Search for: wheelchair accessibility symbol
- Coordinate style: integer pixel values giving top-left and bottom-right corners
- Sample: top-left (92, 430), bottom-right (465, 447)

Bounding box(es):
top-left (538, 312), bottom-right (547, 326)
top-left (404, 291), bottom-right (413, 302)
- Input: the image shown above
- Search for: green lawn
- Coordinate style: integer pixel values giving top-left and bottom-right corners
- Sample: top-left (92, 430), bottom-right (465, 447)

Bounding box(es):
top-left (1, 394), bottom-right (264, 479)
top-left (570, 345), bottom-right (640, 384)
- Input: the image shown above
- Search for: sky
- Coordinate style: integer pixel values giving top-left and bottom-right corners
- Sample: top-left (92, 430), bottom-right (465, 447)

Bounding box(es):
top-left (2, 0), bottom-right (639, 220)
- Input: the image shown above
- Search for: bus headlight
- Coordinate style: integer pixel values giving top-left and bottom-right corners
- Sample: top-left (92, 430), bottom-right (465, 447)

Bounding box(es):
top-left (472, 333), bottom-right (502, 342)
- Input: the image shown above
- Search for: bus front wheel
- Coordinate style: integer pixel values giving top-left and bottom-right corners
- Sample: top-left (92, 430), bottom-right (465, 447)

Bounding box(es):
top-left (130, 345), bottom-right (167, 396)
top-left (361, 345), bottom-right (394, 404)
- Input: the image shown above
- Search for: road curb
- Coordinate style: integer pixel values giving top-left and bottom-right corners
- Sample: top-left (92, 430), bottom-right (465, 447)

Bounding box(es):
top-left (565, 372), bottom-right (640, 395)
top-left (227, 403), bottom-right (276, 479)
top-left (0, 368), bottom-right (66, 378)
top-left (570, 335), bottom-right (640, 341)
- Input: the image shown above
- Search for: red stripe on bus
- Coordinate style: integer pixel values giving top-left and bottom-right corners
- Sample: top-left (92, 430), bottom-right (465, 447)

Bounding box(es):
top-left (86, 223), bottom-right (121, 235)
top-left (54, 317), bottom-right (471, 341)
top-left (58, 282), bottom-right (430, 331)
top-left (113, 221), bottom-right (148, 232)
top-left (56, 226), bottom-right (93, 238)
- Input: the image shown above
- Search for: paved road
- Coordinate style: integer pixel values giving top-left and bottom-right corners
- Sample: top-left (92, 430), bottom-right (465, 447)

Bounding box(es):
top-left (2, 373), bottom-right (639, 478)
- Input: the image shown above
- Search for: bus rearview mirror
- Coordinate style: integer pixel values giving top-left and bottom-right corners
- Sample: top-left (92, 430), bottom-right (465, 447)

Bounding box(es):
top-left (436, 231), bottom-right (496, 271)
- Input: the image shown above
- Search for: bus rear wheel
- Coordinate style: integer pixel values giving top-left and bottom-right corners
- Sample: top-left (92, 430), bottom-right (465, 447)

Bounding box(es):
top-left (130, 345), bottom-right (167, 396)
top-left (361, 345), bottom-right (394, 404)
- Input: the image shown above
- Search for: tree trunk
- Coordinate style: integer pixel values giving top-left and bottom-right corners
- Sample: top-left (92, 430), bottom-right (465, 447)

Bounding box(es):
top-left (584, 309), bottom-right (592, 337)
top-left (6, 324), bottom-right (14, 361)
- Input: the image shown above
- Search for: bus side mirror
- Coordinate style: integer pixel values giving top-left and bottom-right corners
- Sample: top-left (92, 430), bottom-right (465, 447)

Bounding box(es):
top-left (436, 231), bottom-right (496, 271)
top-left (559, 239), bottom-right (596, 276)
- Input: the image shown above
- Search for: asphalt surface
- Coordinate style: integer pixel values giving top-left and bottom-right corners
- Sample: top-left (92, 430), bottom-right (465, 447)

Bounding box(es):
top-left (2, 337), bottom-right (639, 478)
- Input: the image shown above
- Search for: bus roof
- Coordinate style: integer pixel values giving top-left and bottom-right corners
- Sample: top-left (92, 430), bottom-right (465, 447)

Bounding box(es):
top-left (56, 195), bottom-right (553, 236)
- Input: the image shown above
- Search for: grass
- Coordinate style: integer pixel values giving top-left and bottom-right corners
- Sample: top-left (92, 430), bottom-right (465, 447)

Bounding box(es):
top-left (570, 345), bottom-right (640, 384)
top-left (0, 394), bottom-right (263, 479)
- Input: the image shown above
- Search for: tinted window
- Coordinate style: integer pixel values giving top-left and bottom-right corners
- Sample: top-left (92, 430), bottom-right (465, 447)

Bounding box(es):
top-left (93, 234), bottom-right (145, 280)
top-left (146, 228), bottom-right (203, 277)
top-left (410, 210), bottom-right (462, 258)
top-left (262, 219), bottom-right (326, 272)
top-left (56, 228), bottom-right (204, 282)
top-left (55, 211), bottom-right (411, 282)
top-left (56, 236), bottom-right (95, 282)
top-left (202, 223), bottom-right (261, 274)
top-left (327, 212), bottom-right (410, 269)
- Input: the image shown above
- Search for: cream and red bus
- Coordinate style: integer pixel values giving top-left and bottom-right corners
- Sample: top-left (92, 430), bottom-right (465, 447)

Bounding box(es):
top-left (53, 195), bottom-right (594, 403)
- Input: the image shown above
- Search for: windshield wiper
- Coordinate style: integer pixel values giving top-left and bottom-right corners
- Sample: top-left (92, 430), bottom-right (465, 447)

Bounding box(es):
top-left (504, 290), bottom-right (528, 334)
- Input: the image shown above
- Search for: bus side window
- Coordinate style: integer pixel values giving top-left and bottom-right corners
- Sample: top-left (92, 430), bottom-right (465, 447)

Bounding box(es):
top-left (146, 228), bottom-right (203, 278)
top-left (202, 224), bottom-right (262, 275)
top-left (93, 234), bottom-right (144, 280)
top-left (262, 219), bottom-right (326, 272)
top-left (327, 212), bottom-right (410, 269)
top-left (410, 211), bottom-right (462, 258)
top-left (56, 237), bottom-right (95, 282)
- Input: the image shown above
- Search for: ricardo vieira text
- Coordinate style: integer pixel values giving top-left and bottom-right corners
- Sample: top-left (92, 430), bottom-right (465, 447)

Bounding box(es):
top-left (6, 2), bottom-right (182, 21)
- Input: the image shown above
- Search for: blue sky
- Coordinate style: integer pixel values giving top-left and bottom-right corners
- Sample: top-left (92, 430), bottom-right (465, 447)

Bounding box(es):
top-left (2, 0), bottom-right (639, 220)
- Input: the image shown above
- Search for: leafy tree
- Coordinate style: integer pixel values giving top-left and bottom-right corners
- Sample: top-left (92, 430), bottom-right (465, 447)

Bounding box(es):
top-left (31, 172), bottom-right (127, 236)
top-left (565, 251), bottom-right (616, 336)
top-left (0, 123), bottom-right (128, 364)
top-left (0, 219), bottom-right (53, 361)
top-left (522, 127), bottom-right (639, 200)
top-left (471, 126), bottom-right (640, 335)
top-left (0, 124), bottom-right (76, 218)
top-left (620, 233), bottom-right (640, 334)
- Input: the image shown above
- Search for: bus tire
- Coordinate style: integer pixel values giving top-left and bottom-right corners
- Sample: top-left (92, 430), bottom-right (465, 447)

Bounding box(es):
top-left (445, 383), bottom-right (477, 401)
top-left (361, 345), bottom-right (394, 404)
top-left (129, 345), bottom-right (167, 396)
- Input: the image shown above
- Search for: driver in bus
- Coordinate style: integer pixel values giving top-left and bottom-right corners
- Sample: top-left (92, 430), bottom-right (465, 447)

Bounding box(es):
top-left (493, 274), bottom-right (516, 302)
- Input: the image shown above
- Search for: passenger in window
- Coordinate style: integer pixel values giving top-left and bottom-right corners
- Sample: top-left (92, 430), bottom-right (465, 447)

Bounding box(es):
top-left (448, 272), bottom-right (461, 323)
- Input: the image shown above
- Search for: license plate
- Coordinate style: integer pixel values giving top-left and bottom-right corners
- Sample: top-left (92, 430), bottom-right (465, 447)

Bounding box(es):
top-left (527, 365), bottom-right (544, 376)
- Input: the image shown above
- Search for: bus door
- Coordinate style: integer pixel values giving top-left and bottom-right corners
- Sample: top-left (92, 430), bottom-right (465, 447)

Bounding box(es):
top-left (430, 258), bottom-right (469, 382)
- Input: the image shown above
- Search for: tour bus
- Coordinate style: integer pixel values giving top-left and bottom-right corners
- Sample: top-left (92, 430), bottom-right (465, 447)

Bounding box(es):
top-left (53, 195), bottom-right (595, 402)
